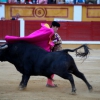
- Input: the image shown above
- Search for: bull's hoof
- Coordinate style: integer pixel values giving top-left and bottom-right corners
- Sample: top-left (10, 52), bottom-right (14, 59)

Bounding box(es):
top-left (19, 86), bottom-right (26, 90)
top-left (89, 86), bottom-right (93, 92)
top-left (70, 92), bottom-right (76, 95)
top-left (19, 84), bottom-right (26, 90)
top-left (70, 88), bottom-right (76, 95)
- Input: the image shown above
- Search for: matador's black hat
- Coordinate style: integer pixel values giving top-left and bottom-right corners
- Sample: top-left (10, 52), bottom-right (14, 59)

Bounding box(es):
top-left (51, 21), bottom-right (60, 28)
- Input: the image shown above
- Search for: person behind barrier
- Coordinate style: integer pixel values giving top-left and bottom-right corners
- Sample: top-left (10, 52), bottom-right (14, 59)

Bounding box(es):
top-left (0, 17), bottom-right (6, 21)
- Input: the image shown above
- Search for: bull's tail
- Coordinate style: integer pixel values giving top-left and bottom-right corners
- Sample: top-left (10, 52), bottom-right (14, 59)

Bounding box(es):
top-left (63, 44), bottom-right (90, 58)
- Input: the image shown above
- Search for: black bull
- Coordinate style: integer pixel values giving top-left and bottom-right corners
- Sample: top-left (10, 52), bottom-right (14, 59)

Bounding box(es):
top-left (0, 41), bottom-right (92, 93)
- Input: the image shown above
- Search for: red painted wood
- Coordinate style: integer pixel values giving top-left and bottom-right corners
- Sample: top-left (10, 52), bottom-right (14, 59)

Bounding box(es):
top-left (91, 22), bottom-right (100, 41)
top-left (25, 21), bottom-right (100, 41)
top-left (66, 22), bottom-right (92, 41)
top-left (0, 21), bottom-right (3, 40)
top-left (25, 20), bottom-right (46, 36)
top-left (0, 20), bottom-right (100, 41)
top-left (0, 20), bottom-right (20, 40)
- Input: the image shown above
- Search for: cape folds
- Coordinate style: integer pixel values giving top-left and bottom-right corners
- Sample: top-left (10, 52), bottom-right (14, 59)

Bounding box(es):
top-left (5, 23), bottom-right (54, 52)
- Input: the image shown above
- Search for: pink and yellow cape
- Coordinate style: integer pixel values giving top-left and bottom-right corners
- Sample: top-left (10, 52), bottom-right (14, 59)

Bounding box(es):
top-left (5, 23), bottom-right (54, 52)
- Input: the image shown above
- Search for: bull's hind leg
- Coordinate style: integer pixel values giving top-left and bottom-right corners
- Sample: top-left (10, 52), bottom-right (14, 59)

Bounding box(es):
top-left (72, 68), bottom-right (93, 91)
top-left (62, 72), bottom-right (76, 94)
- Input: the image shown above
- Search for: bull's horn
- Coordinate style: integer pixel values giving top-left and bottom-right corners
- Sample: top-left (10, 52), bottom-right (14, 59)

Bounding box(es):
top-left (0, 45), bottom-right (8, 49)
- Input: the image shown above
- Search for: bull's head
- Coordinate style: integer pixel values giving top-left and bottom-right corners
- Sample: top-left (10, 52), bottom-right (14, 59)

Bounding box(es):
top-left (0, 44), bottom-right (8, 61)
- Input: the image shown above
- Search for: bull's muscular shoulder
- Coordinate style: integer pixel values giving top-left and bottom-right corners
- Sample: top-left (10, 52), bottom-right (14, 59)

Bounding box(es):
top-left (7, 41), bottom-right (47, 58)
top-left (8, 41), bottom-right (45, 51)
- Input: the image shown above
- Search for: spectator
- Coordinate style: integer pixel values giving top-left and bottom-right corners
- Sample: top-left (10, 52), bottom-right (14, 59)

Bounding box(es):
top-left (11, 0), bottom-right (17, 3)
top-left (76, 0), bottom-right (85, 4)
top-left (56, 0), bottom-right (64, 4)
top-left (0, 17), bottom-right (6, 21)
top-left (0, 0), bottom-right (7, 3)
top-left (28, 0), bottom-right (33, 4)
top-left (37, 0), bottom-right (47, 4)
top-left (85, 0), bottom-right (97, 4)
top-left (48, 0), bottom-right (56, 4)
top-left (11, 14), bottom-right (20, 20)
top-left (65, 0), bottom-right (73, 4)
top-left (11, 17), bottom-right (16, 20)
top-left (29, 0), bottom-right (36, 3)
top-left (16, 0), bottom-right (20, 3)
top-left (97, 0), bottom-right (99, 4)
top-left (25, 0), bottom-right (36, 4)
top-left (73, 0), bottom-right (76, 3)
top-left (15, 13), bottom-right (20, 20)
top-left (20, 0), bottom-right (25, 3)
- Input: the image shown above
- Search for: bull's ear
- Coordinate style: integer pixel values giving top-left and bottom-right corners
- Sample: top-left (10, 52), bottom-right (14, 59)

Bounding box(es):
top-left (0, 45), bottom-right (8, 50)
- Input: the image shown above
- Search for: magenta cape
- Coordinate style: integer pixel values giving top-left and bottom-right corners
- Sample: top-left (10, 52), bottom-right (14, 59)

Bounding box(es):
top-left (5, 23), bottom-right (54, 52)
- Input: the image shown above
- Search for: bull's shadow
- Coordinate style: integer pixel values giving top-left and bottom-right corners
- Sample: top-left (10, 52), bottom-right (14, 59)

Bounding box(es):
top-left (0, 41), bottom-right (93, 94)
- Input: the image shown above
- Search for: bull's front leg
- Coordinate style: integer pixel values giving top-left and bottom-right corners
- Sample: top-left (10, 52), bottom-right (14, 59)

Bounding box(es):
top-left (19, 74), bottom-right (30, 90)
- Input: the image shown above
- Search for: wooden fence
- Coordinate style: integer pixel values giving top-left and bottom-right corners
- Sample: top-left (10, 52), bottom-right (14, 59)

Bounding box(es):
top-left (0, 20), bottom-right (100, 41)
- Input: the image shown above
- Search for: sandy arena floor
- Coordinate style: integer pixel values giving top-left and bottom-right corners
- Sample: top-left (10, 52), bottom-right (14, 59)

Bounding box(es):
top-left (0, 49), bottom-right (100, 100)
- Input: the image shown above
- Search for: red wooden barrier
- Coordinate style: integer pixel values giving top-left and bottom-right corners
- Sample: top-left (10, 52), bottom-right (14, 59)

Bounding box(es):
top-left (64, 22), bottom-right (92, 41)
top-left (91, 22), bottom-right (100, 41)
top-left (25, 21), bottom-right (100, 41)
top-left (25, 20), bottom-right (46, 36)
top-left (0, 20), bottom-right (20, 40)
top-left (0, 20), bottom-right (100, 41)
